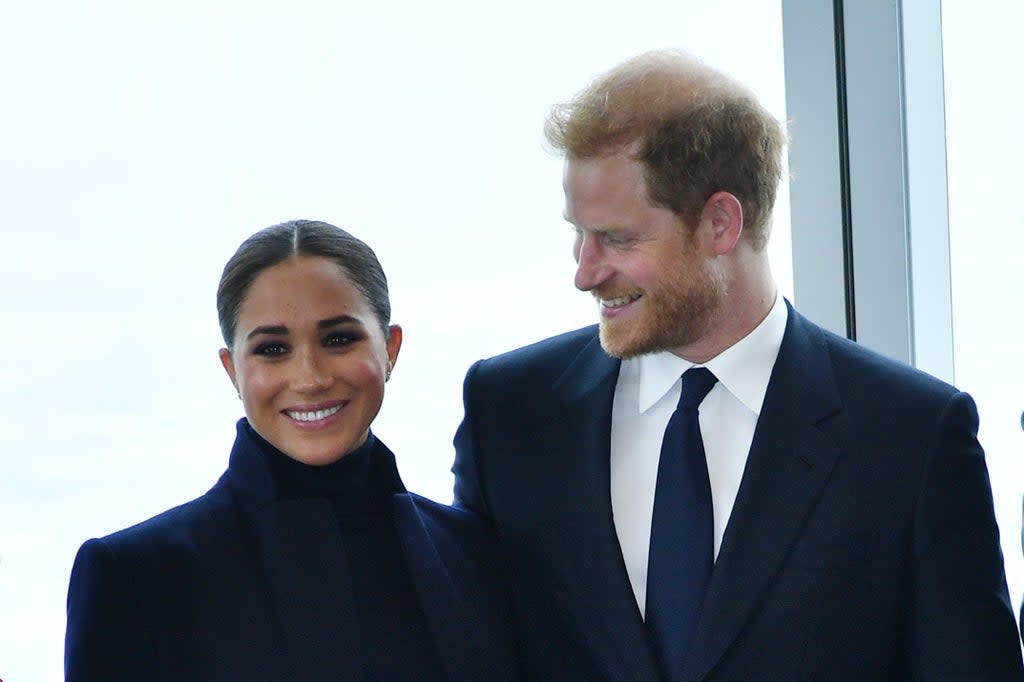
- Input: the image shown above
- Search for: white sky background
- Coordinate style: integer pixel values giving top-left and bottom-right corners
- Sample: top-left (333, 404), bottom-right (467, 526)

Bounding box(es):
top-left (0, 0), bottom-right (1019, 679)
top-left (0, 2), bottom-right (789, 677)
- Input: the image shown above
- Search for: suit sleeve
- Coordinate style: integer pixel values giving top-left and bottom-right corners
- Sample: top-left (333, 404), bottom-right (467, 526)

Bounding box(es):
top-left (911, 391), bottom-right (1024, 680)
top-left (452, 360), bottom-right (492, 520)
top-left (65, 538), bottom-right (152, 682)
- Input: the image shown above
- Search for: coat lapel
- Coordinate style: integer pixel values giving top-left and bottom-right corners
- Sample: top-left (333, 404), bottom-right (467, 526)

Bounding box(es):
top-left (224, 424), bottom-right (363, 682)
top-left (683, 307), bottom-right (843, 681)
top-left (250, 501), bottom-right (364, 682)
top-left (392, 493), bottom-right (507, 682)
top-left (550, 334), bottom-right (664, 682)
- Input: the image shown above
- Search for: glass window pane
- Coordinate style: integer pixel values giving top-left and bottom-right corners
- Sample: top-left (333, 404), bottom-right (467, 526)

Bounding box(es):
top-left (942, 0), bottom-right (1024, 615)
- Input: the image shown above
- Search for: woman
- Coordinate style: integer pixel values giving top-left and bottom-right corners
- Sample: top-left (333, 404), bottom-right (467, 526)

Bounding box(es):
top-left (65, 219), bottom-right (520, 682)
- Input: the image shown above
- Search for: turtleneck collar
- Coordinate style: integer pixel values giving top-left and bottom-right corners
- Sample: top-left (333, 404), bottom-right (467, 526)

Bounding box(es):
top-left (240, 421), bottom-right (406, 512)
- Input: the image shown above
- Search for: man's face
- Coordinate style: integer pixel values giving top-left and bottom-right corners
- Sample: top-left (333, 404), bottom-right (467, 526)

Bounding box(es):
top-left (564, 151), bottom-right (725, 359)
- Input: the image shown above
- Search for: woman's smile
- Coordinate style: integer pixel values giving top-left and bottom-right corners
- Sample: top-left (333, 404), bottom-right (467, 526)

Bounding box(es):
top-left (283, 400), bottom-right (347, 424)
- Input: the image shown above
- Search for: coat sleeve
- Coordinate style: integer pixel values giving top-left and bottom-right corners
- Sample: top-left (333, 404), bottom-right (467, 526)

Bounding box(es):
top-left (65, 538), bottom-right (153, 682)
top-left (910, 390), bottom-right (1024, 680)
top-left (452, 360), bottom-right (492, 519)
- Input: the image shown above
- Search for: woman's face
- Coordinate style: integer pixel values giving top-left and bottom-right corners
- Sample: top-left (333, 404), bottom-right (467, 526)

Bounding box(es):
top-left (219, 255), bottom-right (401, 466)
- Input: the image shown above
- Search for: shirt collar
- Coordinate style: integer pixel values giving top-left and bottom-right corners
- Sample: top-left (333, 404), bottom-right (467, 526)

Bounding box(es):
top-left (635, 294), bottom-right (788, 415)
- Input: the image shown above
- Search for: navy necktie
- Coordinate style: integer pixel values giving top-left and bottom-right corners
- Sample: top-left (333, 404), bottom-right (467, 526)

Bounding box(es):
top-left (645, 366), bottom-right (718, 682)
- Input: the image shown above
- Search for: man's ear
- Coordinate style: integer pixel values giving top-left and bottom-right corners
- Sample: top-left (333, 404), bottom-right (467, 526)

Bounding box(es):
top-left (701, 191), bottom-right (744, 255)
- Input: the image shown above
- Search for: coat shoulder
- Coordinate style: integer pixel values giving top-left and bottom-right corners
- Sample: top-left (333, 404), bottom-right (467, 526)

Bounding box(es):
top-left (82, 481), bottom-right (234, 565)
top-left (471, 325), bottom-right (599, 382)
top-left (793, 309), bottom-right (960, 405)
top-left (403, 492), bottom-right (496, 546)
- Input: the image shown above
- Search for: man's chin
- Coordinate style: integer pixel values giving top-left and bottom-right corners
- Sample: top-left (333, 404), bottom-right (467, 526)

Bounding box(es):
top-left (598, 322), bottom-right (651, 359)
top-left (598, 316), bottom-right (706, 359)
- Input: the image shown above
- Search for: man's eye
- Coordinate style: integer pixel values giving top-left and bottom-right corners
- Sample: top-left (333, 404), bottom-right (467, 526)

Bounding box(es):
top-left (603, 233), bottom-right (635, 246)
top-left (254, 343), bottom-right (288, 357)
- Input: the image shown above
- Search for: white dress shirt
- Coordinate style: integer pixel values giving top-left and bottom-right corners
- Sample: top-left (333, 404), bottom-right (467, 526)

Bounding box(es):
top-left (610, 295), bottom-right (788, 615)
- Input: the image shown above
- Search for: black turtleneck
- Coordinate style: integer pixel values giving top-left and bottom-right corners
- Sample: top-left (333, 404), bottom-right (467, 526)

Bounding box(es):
top-left (258, 429), bottom-right (446, 682)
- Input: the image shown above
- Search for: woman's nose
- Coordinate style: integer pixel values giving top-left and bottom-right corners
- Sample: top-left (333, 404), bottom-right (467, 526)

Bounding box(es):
top-left (294, 350), bottom-right (333, 393)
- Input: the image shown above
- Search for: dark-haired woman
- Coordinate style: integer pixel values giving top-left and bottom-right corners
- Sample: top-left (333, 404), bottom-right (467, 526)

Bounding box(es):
top-left (65, 220), bottom-right (520, 682)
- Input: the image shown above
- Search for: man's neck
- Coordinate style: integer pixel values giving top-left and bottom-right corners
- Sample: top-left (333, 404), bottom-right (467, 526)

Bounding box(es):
top-left (671, 254), bottom-right (777, 364)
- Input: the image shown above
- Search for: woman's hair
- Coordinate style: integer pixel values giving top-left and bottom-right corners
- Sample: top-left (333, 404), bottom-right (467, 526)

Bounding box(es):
top-left (216, 219), bottom-right (391, 347)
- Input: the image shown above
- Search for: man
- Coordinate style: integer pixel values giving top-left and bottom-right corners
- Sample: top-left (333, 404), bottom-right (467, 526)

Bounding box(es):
top-left (452, 50), bottom-right (1023, 681)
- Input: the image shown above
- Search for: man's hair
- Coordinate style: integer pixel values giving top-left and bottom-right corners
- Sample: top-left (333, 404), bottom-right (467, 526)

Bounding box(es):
top-left (544, 49), bottom-right (786, 250)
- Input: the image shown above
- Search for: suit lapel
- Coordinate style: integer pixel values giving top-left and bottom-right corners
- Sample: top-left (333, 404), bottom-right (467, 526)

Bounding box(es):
top-left (683, 307), bottom-right (843, 682)
top-left (551, 334), bottom-right (663, 682)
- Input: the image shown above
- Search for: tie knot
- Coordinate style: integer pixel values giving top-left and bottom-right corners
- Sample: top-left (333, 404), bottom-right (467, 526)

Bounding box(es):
top-left (677, 367), bottom-right (717, 412)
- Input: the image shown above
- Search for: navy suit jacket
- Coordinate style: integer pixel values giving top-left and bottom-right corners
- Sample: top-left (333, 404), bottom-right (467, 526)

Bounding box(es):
top-left (453, 303), bottom-right (1023, 681)
top-left (66, 421), bottom-right (519, 682)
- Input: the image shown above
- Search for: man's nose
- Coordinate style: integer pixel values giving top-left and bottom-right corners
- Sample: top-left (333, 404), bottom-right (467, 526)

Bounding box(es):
top-left (573, 233), bottom-right (609, 292)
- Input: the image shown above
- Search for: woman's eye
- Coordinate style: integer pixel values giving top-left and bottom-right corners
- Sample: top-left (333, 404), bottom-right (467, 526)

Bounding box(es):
top-left (254, 343), bottom-right (288, 357)
top-left (324, 333), bottom-right (355, 347)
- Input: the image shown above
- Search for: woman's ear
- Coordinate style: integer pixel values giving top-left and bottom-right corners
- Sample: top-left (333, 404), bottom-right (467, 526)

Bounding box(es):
top-left (219, 348), bottom-right (239, 394)
top-left (384, 325), bottom-right (403, 380)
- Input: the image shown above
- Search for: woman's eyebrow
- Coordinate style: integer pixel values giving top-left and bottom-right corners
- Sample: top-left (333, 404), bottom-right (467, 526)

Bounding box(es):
top-left (247, 324), bottom-right (288, 339)
top-left (245, 316), bottom-right (363, 340)
top-left (318, 315), bottom-right (362, 329)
